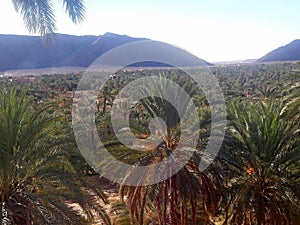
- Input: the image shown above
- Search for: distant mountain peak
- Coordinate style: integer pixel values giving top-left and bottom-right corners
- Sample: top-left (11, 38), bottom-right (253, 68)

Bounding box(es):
top-left (258, 39), bottom-right (300, 63)
top-left (102, 32), bottom-right (122, 37)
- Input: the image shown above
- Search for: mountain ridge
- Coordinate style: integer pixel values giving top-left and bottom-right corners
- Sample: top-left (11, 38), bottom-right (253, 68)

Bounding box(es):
top-left (0, 33), bottom-right (210, 71)
top-left (0, 32), bottom-right (150, 71)
top-left (258, 39), bottom-right (300, 63)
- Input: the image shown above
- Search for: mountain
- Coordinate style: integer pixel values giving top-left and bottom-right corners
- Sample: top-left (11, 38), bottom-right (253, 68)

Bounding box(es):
top-left (0, 33), bottom-right (148, 71)
top-left (0, 33), bottom-right (211, 71)
top-left (258, 40), bottom-right (300, 63)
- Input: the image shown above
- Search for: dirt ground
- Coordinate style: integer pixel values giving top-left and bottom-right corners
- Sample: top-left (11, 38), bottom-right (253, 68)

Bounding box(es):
top-left (68, 176), bottom-right (120, 225)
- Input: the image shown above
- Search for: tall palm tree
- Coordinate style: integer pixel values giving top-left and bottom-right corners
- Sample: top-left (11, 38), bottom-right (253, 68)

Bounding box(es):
top-left (0, 88), bottom-right (110, 224)
top-left (12, 0), bottom-right (85, 41)
top-left (103, 74), bottom-right (222, 224)
top-left (119, 157), bottom-right (220, 225)
top-left (219, 100), bottom-right (300, 225)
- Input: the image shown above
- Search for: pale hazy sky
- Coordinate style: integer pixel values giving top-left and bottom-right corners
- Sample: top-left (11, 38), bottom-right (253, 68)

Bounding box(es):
top-left (1, 0), bottom-right (300, 62)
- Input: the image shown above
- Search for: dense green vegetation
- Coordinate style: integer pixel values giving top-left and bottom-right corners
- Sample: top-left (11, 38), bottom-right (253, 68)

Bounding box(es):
top-left (0, 88), bottom-right (110, 224)
top-left (0, 62), bottom-right (299, 224)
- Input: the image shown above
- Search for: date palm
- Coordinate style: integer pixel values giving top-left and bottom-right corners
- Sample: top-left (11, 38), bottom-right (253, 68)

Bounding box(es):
top-left (119, 158), bottom-right (219, 225)
top-left (12, 0), bottom-right (85, 41)
top-left (219, 100), bottom-right (300, 225)
top-left (0, 88), bottom-right (110, 225)
top-left (103, 74), bottom-right (222, 224)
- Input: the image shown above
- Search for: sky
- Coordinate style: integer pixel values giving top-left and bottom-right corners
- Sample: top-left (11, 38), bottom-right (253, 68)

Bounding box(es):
top-left (1, 0), bottom-right (300, 62)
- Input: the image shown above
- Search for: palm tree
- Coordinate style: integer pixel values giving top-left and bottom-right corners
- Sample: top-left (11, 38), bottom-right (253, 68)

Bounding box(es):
top-left (219, 100), bottom-right (300, 225)
top-left (255, 85), bottom-right (280, 99)
top-left (0, 88), bottom-right (110, 224)
top-left (12, 0), bottom-right (85, 42)
top-left (103, 74), bottom-right (222, 224)
top-left (119, 158), bottom-right (220, 225)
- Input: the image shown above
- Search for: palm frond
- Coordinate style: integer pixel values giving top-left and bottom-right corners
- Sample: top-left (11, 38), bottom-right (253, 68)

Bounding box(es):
top-left (13, 0), bottom-right (56, 41)
top-left (62, 0), bottom-right (86, 24)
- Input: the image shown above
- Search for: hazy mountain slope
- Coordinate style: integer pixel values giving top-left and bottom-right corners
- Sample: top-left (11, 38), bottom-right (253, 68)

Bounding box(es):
top-left (0, 33), bottom-right (148, 71)
top-left (0, 32), bottom-right (212, 71)
top-left (61, 32), bottom-right (149, 67)
top-left (258, 40), bottom-right (300, 62)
